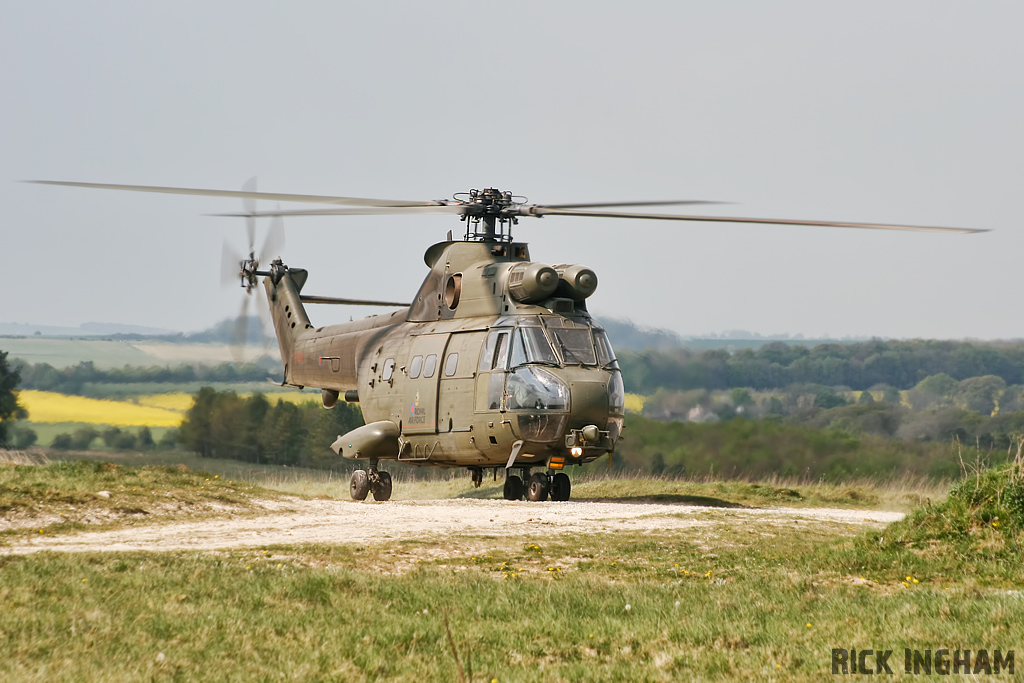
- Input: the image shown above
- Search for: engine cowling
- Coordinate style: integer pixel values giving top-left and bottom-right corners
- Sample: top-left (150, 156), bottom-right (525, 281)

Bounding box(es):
top-left (554, 264), bottom-right (598, 300)
top-left (507, 262), bottom-right (559, 304)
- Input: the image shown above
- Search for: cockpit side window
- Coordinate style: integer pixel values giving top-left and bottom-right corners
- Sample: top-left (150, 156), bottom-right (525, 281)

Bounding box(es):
top-left (594, 330), bottom-right (619, 368)
top-left (479, 330), bottom-right (511, 371)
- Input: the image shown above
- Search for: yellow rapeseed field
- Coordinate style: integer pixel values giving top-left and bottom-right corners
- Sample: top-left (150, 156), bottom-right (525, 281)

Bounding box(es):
top-left (19, 391), bottom-right (183, 427)
top-left (135, 392), bottom-right (195, 412)
top-left (20, 390), bottom-right (324, 427)
top-left (624, 392), bottom-right (645, 413)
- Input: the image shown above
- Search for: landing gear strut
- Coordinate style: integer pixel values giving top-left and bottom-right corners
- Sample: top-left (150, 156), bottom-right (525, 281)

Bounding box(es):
top-left (350, 460), bottom-right (392, 502)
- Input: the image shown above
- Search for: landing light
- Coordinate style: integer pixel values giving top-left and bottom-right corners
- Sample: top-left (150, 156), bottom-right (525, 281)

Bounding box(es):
top-left (570, 446), bottom-right (583, 457)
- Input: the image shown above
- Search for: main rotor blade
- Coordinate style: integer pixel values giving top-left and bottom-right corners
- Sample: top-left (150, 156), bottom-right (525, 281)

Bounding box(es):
top-left (242, 177), bottom-right (257, 251)
top-left (212, 205), bottom-right (467, 218)
top-left (299, 295), bottom-right (410, 307)
top-left (523, 207), bottom-right (987, 234)
top-left (27, 180), bottom-right (439, 208)
top-left (540, 200), bottom-right (729, 209)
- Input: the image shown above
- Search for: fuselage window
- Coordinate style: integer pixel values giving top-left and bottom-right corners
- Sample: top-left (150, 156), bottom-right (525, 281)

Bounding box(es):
top-left (444, 353), bottom-right (459, 377)
top-left (409, 355), bottom-right (424, 379)
top-left (382, 358), bottom-right (395, 382)
top-left (423, 354), bottom-right (438, 378)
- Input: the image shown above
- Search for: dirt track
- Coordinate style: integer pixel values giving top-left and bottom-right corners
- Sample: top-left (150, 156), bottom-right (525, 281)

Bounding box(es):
top-left (1, 498), bottom-right (904, 555)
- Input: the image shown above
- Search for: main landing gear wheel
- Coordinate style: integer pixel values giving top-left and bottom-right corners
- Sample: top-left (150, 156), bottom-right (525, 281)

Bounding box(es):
top-left (527, 472), bottom-right (550, 502)
top-left (550, 472), bottom-right (571, 501)
top-left (372, 471), bottom-right (393, 502)
top-left (350, 469), bottom-right (370, 501)
top-left (503, 475), bottom-right (524, 501)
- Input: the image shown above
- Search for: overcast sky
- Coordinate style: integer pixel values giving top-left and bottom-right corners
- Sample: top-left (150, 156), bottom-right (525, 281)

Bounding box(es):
top-left (3, 2), bottom-right (1022, 340)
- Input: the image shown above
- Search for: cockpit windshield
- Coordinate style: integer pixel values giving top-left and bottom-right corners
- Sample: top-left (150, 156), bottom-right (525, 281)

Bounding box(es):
top-left (485, 317), bottom-right (613, 369)
top-left (548, 327), bottom-right (597, 365)
top-left (510, 327), bottom-right (559, 367)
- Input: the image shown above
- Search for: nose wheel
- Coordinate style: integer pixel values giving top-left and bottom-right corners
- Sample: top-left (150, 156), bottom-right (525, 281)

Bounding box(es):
top-left (350, 464), bottom-right (392, 502)
top-left (527, 472), bottom-right (549, 502)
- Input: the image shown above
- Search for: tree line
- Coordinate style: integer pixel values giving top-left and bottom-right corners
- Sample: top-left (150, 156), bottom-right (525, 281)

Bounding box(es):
top-left (608, 414), bottom-right (986, 481)
top-left (0, 351), bottom-right (27, 448)
top-left (176, 388), bottom-right (363, 469)
top-left (642, 375), bottom-right (1024, 456)
top-left (619, 339), bottom-right (1024, 394)
top-left (14, 360), bottom-right (280, 396)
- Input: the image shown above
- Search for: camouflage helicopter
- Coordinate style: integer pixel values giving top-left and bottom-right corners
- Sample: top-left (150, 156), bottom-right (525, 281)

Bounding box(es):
top-left (31, 181), bottom-right (985, 502)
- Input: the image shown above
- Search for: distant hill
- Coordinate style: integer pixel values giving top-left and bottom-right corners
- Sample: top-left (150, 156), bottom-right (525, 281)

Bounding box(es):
top-left (0, 322), bottom-right (176, 337)
top-left (0, 317), bottom-right (271, 346)
top-left (598, 317), bottom-right (866, 352)
top-left (4, 315), bottom-right (868, 353)
top-left (599, 318), bottom-right (686, 351)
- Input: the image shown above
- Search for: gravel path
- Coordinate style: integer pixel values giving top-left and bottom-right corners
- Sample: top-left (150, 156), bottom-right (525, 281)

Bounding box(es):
top-left (1, 499), bottom-right (904, 555)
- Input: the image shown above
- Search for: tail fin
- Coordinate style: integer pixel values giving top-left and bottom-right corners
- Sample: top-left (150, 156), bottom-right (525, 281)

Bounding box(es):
top-left (263, 261), bottom-right (312, 385)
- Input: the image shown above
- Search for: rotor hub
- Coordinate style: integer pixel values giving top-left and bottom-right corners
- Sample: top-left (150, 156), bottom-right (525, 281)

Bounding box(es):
top-left (455, 188), bottom-right (524, 242)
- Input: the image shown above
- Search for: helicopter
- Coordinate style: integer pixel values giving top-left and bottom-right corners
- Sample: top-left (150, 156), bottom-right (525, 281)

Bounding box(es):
top-left (30, 180), bottom-right (985, 502)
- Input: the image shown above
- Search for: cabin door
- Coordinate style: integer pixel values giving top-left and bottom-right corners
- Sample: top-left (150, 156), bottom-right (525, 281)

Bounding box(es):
top-left (402, 334), bottom-right (449, 434)
top-left (437, 331), bottom-right (487, 433)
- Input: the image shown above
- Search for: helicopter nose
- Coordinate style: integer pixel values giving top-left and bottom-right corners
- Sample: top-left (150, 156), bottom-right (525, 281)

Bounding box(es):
top-left (569, 381), bottom-right (610, 427)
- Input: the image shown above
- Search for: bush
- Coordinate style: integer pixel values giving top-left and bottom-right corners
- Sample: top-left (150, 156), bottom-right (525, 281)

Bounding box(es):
top-left (10, 426), bottom-right (37, 449)
top-left (70, 427), bottom-right (99, 450)
top-left (882, 463), bottom-right (1024, 560)
top-left (112, 432), bottom-right (139, 451)
top-left (50, 433), bottom-right (73, 450)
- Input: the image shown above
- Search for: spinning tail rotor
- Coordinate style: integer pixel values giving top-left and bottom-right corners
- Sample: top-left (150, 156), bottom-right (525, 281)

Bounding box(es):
top-left (218, 178), bottom-right (286, 361)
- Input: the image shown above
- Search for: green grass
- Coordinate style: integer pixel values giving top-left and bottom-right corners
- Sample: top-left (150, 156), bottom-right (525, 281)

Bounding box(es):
top-left (0, 460), bottom-right (279, 538)
top-left (878, 462), bottom-right (1024, 569)
top-left (566, 474), bottom-right (947, 511)
top-left (0, 522), bottom-right (1021, 681)
top-left (2, 337), bottom-right (155, 368)
top-left (20, 448), bottom-right (952, 511)
top-left (1, 458), bottom-right (1021, 680)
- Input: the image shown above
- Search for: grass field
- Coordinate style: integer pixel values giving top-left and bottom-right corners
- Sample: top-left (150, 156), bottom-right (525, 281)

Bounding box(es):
top-left (0, 459), bottom-right (280, 537)
top-left (1, 457), bottom-right (1020, 680)
top-left (0, 505), bottom-right (1020, 680)
top-left (1, 337), bottom-right (272, 369)
top-left (22, 448), bottom-right (951, 511)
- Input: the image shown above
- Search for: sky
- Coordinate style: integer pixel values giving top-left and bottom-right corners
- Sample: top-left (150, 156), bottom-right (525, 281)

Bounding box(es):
top-left (2, 1), bottom-right (1022, 340)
